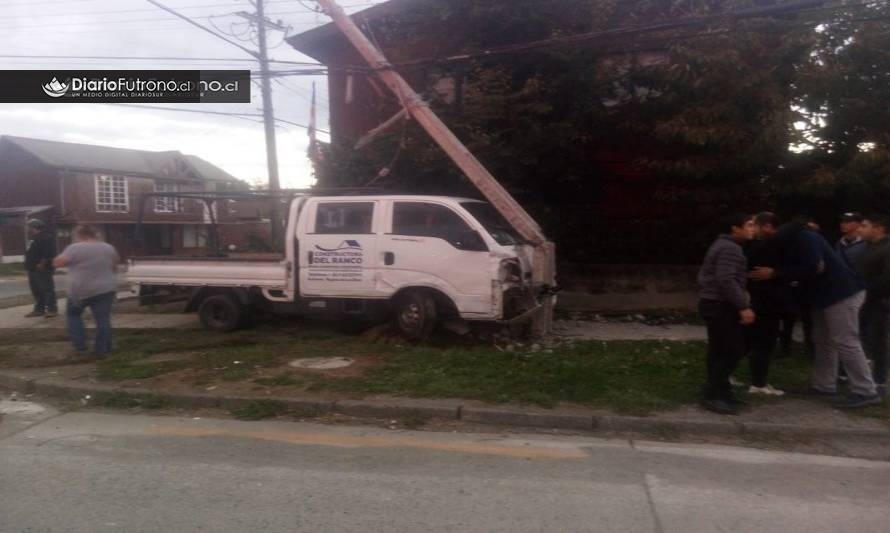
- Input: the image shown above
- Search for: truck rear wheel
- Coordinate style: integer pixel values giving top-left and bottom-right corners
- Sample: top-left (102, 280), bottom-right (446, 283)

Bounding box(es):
top-left (394, 291), bottom-right (437, 340)
top-left (198, 294), bottom-right (244, 332)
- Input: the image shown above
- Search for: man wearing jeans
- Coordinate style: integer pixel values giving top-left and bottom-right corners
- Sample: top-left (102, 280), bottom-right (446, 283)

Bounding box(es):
top-left (751, 221), bottom-right (881, 408)
top-left (53, 225), bottom-right (120, 359)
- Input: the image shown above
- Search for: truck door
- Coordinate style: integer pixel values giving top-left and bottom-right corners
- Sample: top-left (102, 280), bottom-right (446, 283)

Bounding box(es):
top-left (379, 201), bottom-right (494, 317)
top-left (299, 200), bottom-right (379, 296)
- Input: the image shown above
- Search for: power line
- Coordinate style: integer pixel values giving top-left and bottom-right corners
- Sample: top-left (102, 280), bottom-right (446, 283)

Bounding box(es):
top-left (0, 2), bottom-right (254, 20)
top-left (0, 0), bottom-right (377, 19)
top-left (145, 0), bottom-right (259, 58)
top-left (0, 54), bottom-right (322, 66)
top-left (98, 103), bottom-right (329, 133)
top-left (2, 0), bottom-right (371, 6)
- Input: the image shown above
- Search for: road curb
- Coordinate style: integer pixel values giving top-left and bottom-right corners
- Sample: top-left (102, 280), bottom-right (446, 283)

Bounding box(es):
top-left (1, 370), bottom-right (888, 440)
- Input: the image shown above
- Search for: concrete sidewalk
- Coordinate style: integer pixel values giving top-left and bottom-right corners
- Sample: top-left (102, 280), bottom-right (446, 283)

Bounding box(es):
top-left (0, 294), bottom-right (199, 330)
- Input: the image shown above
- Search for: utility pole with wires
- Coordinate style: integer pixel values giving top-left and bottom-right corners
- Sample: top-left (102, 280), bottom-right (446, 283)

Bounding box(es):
top-left (237, 0), bottom-right (284, 246)
top-left (146, 0), bottom-right (293, 249)
top-left (312, 0), bottom-right (558, 336)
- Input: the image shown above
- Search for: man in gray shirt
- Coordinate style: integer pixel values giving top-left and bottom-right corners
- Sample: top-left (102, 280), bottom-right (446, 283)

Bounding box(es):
top-left (53, 225), bottom-right (120, 358)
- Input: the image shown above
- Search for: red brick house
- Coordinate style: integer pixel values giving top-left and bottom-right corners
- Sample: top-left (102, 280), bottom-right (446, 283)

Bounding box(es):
top-left (0, 135), bottom-right (267, 261)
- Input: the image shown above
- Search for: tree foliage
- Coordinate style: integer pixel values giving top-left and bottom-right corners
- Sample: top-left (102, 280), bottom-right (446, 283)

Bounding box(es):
top-left (312, 0), bottom-right (890, 262)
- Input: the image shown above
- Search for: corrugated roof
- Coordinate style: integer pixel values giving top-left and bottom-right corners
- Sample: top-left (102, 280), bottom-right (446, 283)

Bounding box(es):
top-left (181, 154), bottom-right (241, 184)
top-left (0, 135), bottom-right (240, 183)
top-left (0, 206), bottom-right (53, 216)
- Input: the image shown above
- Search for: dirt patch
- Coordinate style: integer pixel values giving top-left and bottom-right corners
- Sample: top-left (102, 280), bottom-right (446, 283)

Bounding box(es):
top-left (291, 354), bottom-right (385, 379)
top-left (0, 329), bottom-right (68, 345)
top-left (141, 352), bottom-right (197, 364)
top-left (102, 353), bottom-right (387, 400)
top-left (0, 342), bottom-right (74, 368)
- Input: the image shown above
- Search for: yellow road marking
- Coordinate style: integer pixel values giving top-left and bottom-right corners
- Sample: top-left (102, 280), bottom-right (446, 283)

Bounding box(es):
top-left (147, 426), bottom-right (586, 460)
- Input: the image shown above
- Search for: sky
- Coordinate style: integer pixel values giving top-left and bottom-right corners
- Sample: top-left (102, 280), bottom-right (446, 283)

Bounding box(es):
top-left (0, 0), bottom-right (385, 188)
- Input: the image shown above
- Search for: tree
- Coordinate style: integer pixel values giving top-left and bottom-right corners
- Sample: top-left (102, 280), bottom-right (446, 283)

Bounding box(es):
top-left (312, 0), bottom-right (885, 261)
top-left (788, 1), bottom-right (890, 218)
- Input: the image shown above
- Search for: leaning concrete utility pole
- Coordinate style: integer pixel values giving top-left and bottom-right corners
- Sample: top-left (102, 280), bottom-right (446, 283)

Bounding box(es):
top-left (313, 0), bottom-right (557, 335)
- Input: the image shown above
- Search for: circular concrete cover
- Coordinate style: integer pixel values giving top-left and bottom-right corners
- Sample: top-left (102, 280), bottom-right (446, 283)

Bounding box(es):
top-left (289, 357), bottom-right (354, 370)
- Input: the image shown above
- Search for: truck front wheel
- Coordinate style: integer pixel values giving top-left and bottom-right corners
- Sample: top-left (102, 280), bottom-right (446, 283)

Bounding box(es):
top-left (198, 294), bottom-right (244, 332)
top-left (394, 291), bottom-right (438, 340)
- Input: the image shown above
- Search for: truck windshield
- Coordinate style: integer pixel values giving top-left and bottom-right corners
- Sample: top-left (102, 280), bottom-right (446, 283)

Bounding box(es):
top-left (460, 202), bottom-right (524, 246)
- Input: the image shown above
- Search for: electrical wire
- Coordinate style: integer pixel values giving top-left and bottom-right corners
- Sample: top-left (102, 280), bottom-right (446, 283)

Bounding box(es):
top-left (144, 0), bottom-right (258, 58)
top-left (99, 103), bottom-right (329, 133)
top-left (0, 54), bottom-right (322, 66)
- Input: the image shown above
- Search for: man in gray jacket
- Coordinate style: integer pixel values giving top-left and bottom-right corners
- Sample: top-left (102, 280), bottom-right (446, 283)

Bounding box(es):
top-left (697, 213), bottom-right (756, 415)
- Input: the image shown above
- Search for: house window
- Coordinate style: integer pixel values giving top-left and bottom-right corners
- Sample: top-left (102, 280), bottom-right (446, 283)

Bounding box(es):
top-left (182, 225), bottom-right (208, 248)
top-left (154, 182), bottom-right (181, 213)
top-left (315, 202), bottom-right (374, 234)
top-left (95, 175), bottom-right (129, 213)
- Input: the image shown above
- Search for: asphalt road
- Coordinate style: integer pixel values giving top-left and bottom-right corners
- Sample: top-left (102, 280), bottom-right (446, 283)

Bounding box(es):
top-left (1, 399), bottom-right (888, 533)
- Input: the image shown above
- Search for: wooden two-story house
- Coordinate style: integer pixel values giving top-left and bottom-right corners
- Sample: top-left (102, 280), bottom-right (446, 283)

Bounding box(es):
top-left (0, 135), bottom-right (257, 261)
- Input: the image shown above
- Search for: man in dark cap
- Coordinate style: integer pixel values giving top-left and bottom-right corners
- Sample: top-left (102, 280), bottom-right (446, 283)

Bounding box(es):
top-left (837, 212), bottom-right (866, 273)
top-left (24, 218), bottom-right (58, 318)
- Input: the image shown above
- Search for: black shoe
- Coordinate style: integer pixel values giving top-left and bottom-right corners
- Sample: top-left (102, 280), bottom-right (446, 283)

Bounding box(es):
top-left (700, 398), bottom-right (739, 416)
top-left (835, 393), bottom-right (883, 409)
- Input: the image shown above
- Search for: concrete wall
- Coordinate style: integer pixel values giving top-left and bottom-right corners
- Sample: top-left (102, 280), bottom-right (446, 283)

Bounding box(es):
top-left (557, 263), bottom-right (698, 311)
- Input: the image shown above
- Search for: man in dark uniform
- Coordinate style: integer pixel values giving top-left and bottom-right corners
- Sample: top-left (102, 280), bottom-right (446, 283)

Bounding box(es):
top-left (745, 212), bottom-right (795, 396)
top-left (24, 219), bottom-right (57, 318)
top-left (859, 215), bottom-right (890, 398)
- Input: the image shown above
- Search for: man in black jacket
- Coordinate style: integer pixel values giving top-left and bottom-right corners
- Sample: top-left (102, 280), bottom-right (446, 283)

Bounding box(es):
top-left (697, 213), bottom-right (756, 415)
top-left (24, 219), bottom-right (57, 318)
top-left (859, 215), bottom-right (890, 398)
top-left (745, 212), bottom-right (794, 396)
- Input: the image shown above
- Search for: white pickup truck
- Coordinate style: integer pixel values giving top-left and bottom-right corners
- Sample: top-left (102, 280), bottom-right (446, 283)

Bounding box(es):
top-left (127, 194), bottom-right (550, 339)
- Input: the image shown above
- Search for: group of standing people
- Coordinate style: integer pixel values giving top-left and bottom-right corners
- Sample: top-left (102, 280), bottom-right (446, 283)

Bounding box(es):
top-left (24, 221), bottom-right (120, 360)
top-left (697, 211), bottom-right (888, 415)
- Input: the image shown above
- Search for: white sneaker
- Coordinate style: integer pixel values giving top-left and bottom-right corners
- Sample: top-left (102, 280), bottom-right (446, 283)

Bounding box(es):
top-left (748, 384), bottom-right (785, 396)
top-left (730, 376), bottom-right (745, 387)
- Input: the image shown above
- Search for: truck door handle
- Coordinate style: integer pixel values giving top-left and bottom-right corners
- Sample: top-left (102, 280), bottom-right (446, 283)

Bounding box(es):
top-left (308, 251), bottom-right (314, 264)
top-left (384, 252), bottom-right (395, 266)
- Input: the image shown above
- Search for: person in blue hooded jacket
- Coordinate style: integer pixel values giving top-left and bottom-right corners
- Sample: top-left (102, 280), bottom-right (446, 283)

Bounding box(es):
top-left (750, 221), bottom-right (881, 408)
